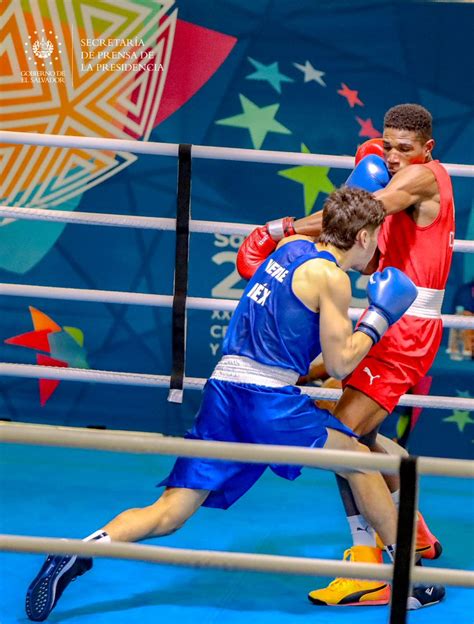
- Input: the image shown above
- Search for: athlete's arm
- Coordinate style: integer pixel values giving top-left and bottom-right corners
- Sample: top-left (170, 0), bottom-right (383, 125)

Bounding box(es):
top-left (374, 164), bottom-right (437, 215)
top-left (295, 158), bottom-right (438, 234)
top-left (292, 209), bottom-right (323, 237)
top-left (236, 143), bottom-right (386, 277)
top-left (317, 266), bottom-right (418, 379)
top-left (318, 270), bottom-right (373, 380)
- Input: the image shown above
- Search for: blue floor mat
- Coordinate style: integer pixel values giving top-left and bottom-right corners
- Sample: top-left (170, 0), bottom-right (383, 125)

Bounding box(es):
top-left (1, 443), bottom-right (472, 623)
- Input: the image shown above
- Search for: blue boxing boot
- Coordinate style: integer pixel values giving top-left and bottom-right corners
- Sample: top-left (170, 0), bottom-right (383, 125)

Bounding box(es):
top-left (408, 560), bottom-right (445, 610)
top-left (26, 554), bottom-right (92, 621)
top-left (25, 530), bottom-right (110, 620)
top-left (408, 583), bottom-right (446, 610)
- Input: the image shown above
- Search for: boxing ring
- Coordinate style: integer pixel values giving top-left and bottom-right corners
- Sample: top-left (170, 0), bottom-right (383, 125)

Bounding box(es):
top-left (0, 131), bottom-right (473, 624)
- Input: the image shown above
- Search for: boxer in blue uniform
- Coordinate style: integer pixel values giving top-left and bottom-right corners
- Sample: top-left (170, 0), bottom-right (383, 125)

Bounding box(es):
top-left (26, 187), bottom-right (422, 621)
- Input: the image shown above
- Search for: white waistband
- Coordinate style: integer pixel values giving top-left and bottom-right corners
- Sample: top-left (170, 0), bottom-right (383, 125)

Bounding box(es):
top-left (405, 287), bottom-right (444, 319)
top-left (211, 355), bottom-right (299, 387)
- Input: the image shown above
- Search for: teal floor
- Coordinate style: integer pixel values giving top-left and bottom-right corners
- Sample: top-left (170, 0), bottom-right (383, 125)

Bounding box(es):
top-left (0, 443), bottom-right (473, 623)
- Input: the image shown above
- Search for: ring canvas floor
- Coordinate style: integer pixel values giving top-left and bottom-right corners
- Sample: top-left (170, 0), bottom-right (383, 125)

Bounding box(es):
top-left (1, 443), bottom-right (472, 623)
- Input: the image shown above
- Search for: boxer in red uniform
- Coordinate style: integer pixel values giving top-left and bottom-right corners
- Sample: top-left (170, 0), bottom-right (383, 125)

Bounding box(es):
top-left (237, 104), bottom-right (455, 607)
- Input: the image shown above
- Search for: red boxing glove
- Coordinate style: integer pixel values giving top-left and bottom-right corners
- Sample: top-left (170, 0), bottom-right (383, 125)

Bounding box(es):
top-left (236, 217), bottom-right (295, 280)
top-left (355, 138), bottom-right (384, 165)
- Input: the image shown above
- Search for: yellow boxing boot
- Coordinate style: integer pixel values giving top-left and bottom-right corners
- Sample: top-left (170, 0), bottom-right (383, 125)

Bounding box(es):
top-left (308, 546), bottom-right (390, 606)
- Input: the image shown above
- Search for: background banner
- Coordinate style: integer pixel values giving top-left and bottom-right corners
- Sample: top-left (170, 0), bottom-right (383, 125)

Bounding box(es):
top-left (1, 0), bottom-right (472, 458)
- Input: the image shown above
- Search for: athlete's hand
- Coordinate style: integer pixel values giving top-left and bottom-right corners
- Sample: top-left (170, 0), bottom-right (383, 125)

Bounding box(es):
top-left (357, 267), bottom-right (418, 344)
top-left (346, 154), bottom-right (390, 193)
top-left (236, 217), bottom-right (295, 280)
top-left (355, 138), bottom-right (384, 165)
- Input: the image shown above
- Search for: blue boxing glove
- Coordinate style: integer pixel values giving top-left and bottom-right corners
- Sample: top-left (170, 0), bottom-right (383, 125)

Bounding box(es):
top-left (346, 154), bottom-right (390, 193)
top-left (357, 267), bottom-right (418, 344)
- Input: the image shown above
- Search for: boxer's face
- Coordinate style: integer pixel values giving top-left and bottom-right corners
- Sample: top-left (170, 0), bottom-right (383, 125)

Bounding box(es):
top-left (353, 224), bottom-right (381, 271)
top-left (364, 224), bottom-right (380, 264)
top-left (382, 128), bottom-right (434, 175)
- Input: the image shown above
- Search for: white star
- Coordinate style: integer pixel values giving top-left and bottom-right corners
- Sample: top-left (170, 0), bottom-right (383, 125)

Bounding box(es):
top-left (293, 60), bottom-right (326, 87)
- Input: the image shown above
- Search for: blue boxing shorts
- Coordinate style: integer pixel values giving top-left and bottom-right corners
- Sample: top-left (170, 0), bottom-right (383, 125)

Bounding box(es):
top-left (158, 379), bottom-right (356, 509)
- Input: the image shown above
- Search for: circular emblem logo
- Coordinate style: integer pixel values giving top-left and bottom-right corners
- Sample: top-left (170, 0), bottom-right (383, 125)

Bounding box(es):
top-left (32, 38), bottom-right (54, 59)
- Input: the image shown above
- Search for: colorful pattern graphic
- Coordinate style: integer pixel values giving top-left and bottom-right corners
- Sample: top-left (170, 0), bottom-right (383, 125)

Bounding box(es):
top-left (0, 1), bottom-right (471, 460)
top-left (5, 306), bottom-right (88, 406)
top-left (1, 0), bottom-right (175, 208)
top-left (0, 1), bottom-right (237, 273)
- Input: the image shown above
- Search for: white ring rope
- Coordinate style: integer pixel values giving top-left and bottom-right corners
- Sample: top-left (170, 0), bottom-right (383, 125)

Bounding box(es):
top-left (1, 363), bottom-right (472, 412)
top-left (2, 131), bottom-right (473, 177)
top-left (0, 206), bottom-right (253, 237)
top-left (0, 205), bottom-right (472, 253)
top-left (1, 283), bottom-right (473, 329)
top-left (1, 422), bottom-right (473, 479)
top-left (0, 535), bottom-right (472, 588)
top-left (0, 424), bottom-right (473, 591)
top-left (3, 132), bottom-right (473, 597)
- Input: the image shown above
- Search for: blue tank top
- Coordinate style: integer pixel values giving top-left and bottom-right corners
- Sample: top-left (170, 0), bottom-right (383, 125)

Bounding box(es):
top-left (223, 240), bottom-right (338, 375)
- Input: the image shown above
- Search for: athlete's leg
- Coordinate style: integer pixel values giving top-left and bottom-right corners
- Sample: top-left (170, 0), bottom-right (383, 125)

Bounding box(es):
top-left (334, 386), bottom-right (388, 436)
top-left (323, 429), bottom-right (397, 548)
top-left (328, 388), bottom-right (394, 552)
top-left (311, 428), bottom-right (444, 609)
top-left (312, 390), bottom-right (395, 607)
top-left (333, 389), bottom-right (412, 514)
top-left (102, 487), bottom-right (210, 541)
top-left (26, 487), bottom-right (209, 621)
top-left (332, 388), bottom-right (425, 558)
top-left (308, 428), bottom-right (395, 607)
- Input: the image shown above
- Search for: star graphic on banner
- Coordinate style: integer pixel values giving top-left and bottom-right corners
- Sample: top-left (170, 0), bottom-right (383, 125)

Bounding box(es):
top-left (356, 117), bottom-right (382, 138)
top-left (216, 94), bottom-right (291, 149)
top-left (278, 143), bottom-right (335, 215)
top-left (246, 58), bottom-right (294, 93)
top-left (456, 389), bottom-right (472, 399)
top-left (337, 82), bottom-right (364, 108)
top-left (443, 410), bottom-right (474, 433)
top-left (5, 306), bottom-right (88, 406)
top-left (293, 61), bottom-right (326, 86)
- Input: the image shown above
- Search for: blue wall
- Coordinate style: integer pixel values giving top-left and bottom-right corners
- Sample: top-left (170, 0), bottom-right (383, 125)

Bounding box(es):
top-left (1, 0), bottom-right (472, 458)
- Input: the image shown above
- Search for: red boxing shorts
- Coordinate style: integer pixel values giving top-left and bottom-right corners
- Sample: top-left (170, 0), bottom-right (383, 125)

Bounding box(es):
top-left (343, 316), bottom-right (443, 414)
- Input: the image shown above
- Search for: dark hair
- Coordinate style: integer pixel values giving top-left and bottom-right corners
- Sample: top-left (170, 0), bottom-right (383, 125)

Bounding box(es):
top-left (384, 103), bottom-right (432, 141)
top-left (319, 186), bottom-right (384, 250)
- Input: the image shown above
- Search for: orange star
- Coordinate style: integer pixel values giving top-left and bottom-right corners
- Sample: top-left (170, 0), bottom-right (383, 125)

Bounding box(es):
top-left (337, 83), bottom-right (363, 108)
top-left (356, 116), bottom-right (382, 138)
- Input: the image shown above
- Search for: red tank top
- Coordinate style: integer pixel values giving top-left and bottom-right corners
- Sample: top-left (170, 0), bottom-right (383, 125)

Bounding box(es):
top-left (377, 160), bottom-right (455, 289)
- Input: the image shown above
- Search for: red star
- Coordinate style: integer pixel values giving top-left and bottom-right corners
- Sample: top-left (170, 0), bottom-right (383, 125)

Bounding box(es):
top-left (337, 83), bottom-right (363, 108)
top-left (356, 116), bottom-right (382, 138)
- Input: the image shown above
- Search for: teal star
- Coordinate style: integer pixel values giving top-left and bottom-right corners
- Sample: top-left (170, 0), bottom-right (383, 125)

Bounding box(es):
top-left (216, 95), bottom-right (291, 150)
top-left (456, 390), bottom-right (472, 399)
top-left (278, 143), bottom-right (335, 215)
top-left (246, 57), bottom-right (294, 93)
top-left (443, 410), bottom-right (474, 433)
